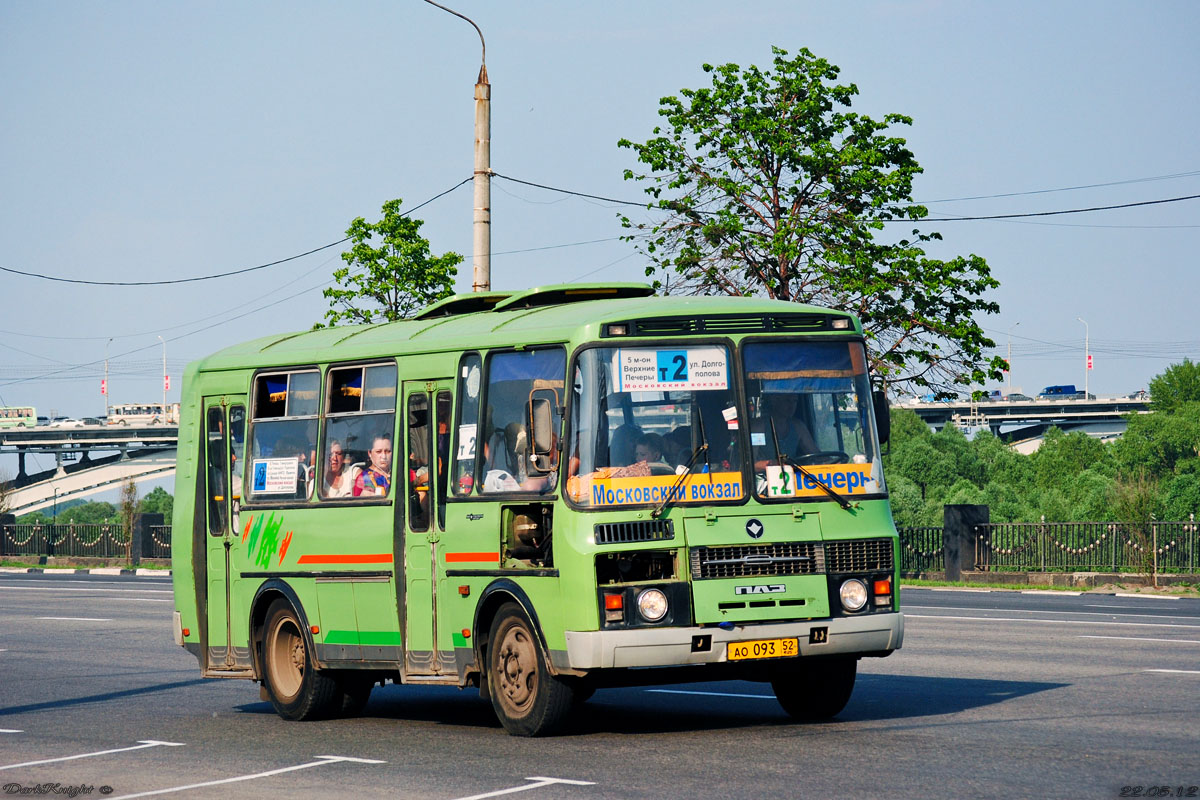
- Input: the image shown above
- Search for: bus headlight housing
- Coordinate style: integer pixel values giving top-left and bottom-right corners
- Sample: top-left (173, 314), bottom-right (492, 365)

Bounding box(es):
top-left (636, 588), bottom-right (669, 622)
top-left (839, 578), bottom-right (868, 612)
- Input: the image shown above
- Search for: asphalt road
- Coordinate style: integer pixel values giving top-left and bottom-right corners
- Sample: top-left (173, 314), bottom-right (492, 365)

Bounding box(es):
top-left (1, 573), bottom-right (1198, 799)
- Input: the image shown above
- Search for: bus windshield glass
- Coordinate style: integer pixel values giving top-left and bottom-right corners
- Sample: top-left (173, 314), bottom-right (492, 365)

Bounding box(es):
top-left (566, 344), bottom-right (744, 508)
top-left (742, 340), bottom-right (884, 502)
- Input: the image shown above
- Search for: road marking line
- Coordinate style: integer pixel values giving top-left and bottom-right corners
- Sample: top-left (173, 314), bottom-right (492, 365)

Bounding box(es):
top-left (927, 587), bottom-right (993, 592)
top-left (905, 605), bottom-right (1200, 622)
top-left (37, 617), bottom-right (112, 622)
top-left (647, 689), bottom-right (773, 699)
top-left (106, 755), bottom-right (384, 799)
top-left (1143, 669), bottom-right (1200, 674)
top-left (1116, 593), bottom-right (1181, 600)
top-left (0, 586), bottom-right (172, 594)
top-left (452, 777), bottom-right (596, 800)
top-left (0, 739), bottom-right (184, 772)
top-left (1022, 590), bottom-right (1082, 596)
top-left (0, 729), bottom-right (21, 734)
top-left (1083, 604), bottom-right (1184, 610)
top-left (906, 613), bottom-right (1200, 629)
top-left (1079, 635), bottom-right (1200, 644)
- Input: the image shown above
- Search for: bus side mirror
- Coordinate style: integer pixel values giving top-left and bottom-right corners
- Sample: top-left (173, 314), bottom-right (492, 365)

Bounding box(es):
top-left (873, 390), bottom-right (890, 446)
top-left (527, 393), bottom-right (556, 474)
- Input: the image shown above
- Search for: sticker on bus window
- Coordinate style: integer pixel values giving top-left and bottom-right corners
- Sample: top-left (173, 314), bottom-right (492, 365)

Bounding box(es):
top-left (456, 424), bottom-right (477, 459)
top-left (612, 347), bottom-right (728, 392)
top-left (764, 464), bottom-right (881, 498)
top-left (251, 458), bottom-right (300, 494)
top-left (722, 405), bottom-right (738, 429)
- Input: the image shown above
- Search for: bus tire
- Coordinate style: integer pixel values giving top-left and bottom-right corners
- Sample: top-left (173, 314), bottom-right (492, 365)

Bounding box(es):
top-left (262, 599), bottom-right (342, 721)
top-left (770, 656), bottom-right (856, 721)
top-left (487, 602), bottom-right (574, 736)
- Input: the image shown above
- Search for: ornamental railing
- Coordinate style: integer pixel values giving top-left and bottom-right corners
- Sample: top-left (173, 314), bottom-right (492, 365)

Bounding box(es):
top-left (1, 516), bottom-right (170, 561)
top-left (976, 519), bottom-right (1198, 574)
top-left (897, 526), bottom-right (945, 573)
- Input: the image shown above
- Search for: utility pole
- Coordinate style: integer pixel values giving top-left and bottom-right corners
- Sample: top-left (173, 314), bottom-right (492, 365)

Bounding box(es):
top-left (1076, 317), bottom-right (1089, 397)
top-left (104, 337), bottom-right (113, 418)
top-left (158, 335), bottom-right (167, 421)
top-left (1006, 321), bottom-right (1019, 396)
top-left (423, 0), bottom-right (490, 292)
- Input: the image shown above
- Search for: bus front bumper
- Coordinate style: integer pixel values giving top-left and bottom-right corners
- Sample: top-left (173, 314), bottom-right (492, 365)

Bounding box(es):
top-left (563, 612), bottom-right (903, 670)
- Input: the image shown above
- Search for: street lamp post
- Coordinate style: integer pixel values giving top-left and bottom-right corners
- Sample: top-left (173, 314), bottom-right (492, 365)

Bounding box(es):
top-left (158, 335), bottom-right (167, 421)
top-left (423, 0), bottom-right (490, 292)
top-left (104, 337), bottom-right (113, 418)
top-left (1007, 322), bottom-right (1020, 396)
top-left (1076, 317), bottom-right (1089, 398)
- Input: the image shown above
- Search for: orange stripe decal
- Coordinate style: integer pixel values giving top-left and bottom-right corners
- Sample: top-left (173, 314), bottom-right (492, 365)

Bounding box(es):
top-left (445, 552), bottom-right (500, 563)
top-left (296, 553), bottom-right (393, 565)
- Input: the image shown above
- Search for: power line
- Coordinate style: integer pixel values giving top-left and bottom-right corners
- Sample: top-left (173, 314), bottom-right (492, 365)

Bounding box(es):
top-left (0, 177), bottom-right (473, 288)
top-left (917, 169), bottom-right (1200, 203)
top-left (916, 194), bottom-right (1200, 221)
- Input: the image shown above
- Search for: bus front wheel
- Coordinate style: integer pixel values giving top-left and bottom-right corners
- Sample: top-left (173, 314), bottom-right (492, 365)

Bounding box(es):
top-left (486, 602), bottom-right (574, 736)
top-left (262, 599), bottom-right (342, 721)
top-left (770, 656), bottom-right (857, 720)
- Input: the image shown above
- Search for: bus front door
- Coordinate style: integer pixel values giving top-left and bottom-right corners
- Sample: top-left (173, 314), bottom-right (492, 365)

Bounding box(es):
top-left (401, 381), bottom-right (453, 676)
top-left (202, 397), bottom-right (248, 672)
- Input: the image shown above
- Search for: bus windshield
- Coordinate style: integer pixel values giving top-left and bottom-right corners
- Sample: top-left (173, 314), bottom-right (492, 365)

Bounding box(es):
top-left (566, 344), bottom-right (744, 508)
top-left (742, 340), bottom-right (885, 501)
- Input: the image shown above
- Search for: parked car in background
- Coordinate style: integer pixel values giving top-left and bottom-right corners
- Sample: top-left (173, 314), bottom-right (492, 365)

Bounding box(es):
top-left (1038, 384), bottom-right (1085, 400)
top-left (1005, 393), bottom-right (1033, 402)
top-left (80, 417), bottom-right (103, 426)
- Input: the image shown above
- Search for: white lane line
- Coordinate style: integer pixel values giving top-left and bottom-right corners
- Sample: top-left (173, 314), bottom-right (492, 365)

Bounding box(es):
top-left (906, 614), bottom-right (1200, 630)
top-left (452, 777), bottom-right (596, 800)
top-left (927, 587), bottom-right (993, 592)
top-left (1117, 593), bottom-right (1181, 600)
top-left (0, 586), bottom-right (172, 594)
top-left (1079, 635), bottom-right (1200, 644)
top-left (1022, 590), bottom-right (1082, 596)
top-left (0, 740), bottom-right (184, 772)
top-left (1143, 669), bottom-right (1200, 675)
top-left (647, 689), bottom-right (773, 699)
top-left (905, 605), bottom-right (1200, 622)
top-left (0, 729), bottom-right (22, 734)
top-left (1084, 604), bottom-right (1185, 610)
top-left (37, 617), bottom-right (112, 622)
top-left (107, 755), bottom-right (384, 799)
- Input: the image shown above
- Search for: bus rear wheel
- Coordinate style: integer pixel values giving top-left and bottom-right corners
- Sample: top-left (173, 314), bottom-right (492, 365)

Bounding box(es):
top-left (770, 656), bottom-right (857, 721)
top-left (262, 599), bottom-right (342, 721)
top-left (486, 602), bottom-right (574, 736)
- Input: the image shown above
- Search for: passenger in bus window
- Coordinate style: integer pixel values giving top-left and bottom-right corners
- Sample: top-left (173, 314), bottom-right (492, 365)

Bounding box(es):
top-left (354, 435), bottom-right (393, 497)
top-left (752, 393), bottom-right (816, 471)
top-left (609, 423), bottom-right (642, 466)
top-left (634, 433), bottom-right (673, 474)
top-left (322, 440), bottom-right (361, 498)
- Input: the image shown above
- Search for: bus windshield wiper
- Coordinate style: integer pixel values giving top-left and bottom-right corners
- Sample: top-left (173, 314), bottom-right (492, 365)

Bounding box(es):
top-left (768, 416), bottom-right (852, 511)
top-left (651, 406), bottom-right (711, 520)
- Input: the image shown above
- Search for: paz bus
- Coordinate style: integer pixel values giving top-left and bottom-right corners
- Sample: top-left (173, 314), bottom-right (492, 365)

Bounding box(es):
top-left (107, 401), bottom-right (180, 425)
top-left (0, 406), bottom-right (36, 428)
top-left (170, 284), bottom-right (903, 736)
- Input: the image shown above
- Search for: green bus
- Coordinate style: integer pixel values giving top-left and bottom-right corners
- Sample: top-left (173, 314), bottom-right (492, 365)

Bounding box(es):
top-left (171, 284), bottom-right (903, 736)
top-left (0, 406), bottom-right (36, 428)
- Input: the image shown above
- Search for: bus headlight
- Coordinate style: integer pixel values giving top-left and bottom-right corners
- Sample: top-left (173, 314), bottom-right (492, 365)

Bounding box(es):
top-left (636, 588), bottom-right (669, 622)
top-left (839, 579), bottom-right (868, 612)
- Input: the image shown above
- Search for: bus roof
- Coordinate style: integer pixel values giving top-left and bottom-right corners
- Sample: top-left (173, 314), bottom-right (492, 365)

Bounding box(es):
top-left (191, 283), bottom-right (861, 373)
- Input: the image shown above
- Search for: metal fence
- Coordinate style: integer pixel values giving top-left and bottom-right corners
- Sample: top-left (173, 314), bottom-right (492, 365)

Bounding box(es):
top-left (898, 519), bottom-right (1200, 574)
top-left (1, 521), bottom-right (170, 561)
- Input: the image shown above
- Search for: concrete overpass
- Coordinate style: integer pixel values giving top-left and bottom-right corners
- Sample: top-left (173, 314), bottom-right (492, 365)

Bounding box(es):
top-left (895, 396), bottom-right (1152, 452)
top-left (1, 426), bottom-right (178, 515)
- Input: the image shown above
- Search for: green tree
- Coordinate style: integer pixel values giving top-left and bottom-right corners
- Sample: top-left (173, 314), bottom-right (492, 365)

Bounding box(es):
top-left (138, 486), bottom-right (173, 519)
top-left (120, 479), bottom-right (138, 561)
top-left (618, 46), bottom-right (1006, 396)
top-left (58, 501), bottom-right (117, 524)
top-left (887, 407), bottom-right (931, 448)
top-left (0, 469), bottom-right (12, 517)
top-left (1149, 358), bottom-right (1200, 413)
top-left (1112, 404), bottom-right (1200, 479)
top-left (318, 198), bottom-right (462, 327)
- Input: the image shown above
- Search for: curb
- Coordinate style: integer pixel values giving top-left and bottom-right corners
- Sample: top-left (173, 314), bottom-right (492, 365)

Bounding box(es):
top-left (0, 566), bottom-right (171, 577)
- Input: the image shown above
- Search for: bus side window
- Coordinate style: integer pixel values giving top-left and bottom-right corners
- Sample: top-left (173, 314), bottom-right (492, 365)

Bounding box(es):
top-left (452, 353), bottom-right (483, 495)
top-left (436, 390), bottom-right (451, 528)
top-left (206, 407), bottom-right (228, 534)
top-left (407, 394), bottom-right (430, 531)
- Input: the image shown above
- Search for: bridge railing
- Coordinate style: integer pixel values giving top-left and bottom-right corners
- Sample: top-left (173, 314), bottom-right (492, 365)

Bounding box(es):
top-left (1, 513), bottom-right (170, 562)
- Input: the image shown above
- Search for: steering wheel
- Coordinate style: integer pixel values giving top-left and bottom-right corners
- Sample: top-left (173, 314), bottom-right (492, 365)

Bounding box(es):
top-left (793, 450), bottom-right (851, 466)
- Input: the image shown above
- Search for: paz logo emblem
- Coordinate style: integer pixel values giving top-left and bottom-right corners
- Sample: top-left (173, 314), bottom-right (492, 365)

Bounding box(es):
top-left (745, 518), bottom-right (764, 539)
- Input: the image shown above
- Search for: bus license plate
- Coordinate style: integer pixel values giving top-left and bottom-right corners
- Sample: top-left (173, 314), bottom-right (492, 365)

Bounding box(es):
top-left (727, 637), bottom-right (798, 661)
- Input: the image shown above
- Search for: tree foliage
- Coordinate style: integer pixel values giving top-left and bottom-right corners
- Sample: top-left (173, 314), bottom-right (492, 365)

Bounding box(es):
top-left (1149, 358), bottom-right (1200, 413)
top-left (318, 198), bottom-right (461, 327)
top-left (618, 47), bottom-right (1005, 396)
top-left (139, 486), bottom-right (173, 518)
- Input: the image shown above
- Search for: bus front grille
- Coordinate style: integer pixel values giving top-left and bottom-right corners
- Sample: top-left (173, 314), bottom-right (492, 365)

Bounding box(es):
top-left (825, 538), bottom-right (894, 573)
top-left (690, 542), bottom-right (824, 579)
top-left (594, 519), bottom-right (675, 545)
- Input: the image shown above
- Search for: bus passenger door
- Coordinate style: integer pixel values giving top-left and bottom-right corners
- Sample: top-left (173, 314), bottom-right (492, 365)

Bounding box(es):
top-left (401, 381), bottom-right (452, 676)
top-left (202, 397), bottom-right (247, 672)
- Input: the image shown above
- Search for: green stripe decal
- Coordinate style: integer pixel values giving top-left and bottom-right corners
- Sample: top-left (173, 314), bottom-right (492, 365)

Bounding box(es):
top-left (324, 630), bottom-right (402, 646)
top-left (452, 631), bottom-right (468, 647)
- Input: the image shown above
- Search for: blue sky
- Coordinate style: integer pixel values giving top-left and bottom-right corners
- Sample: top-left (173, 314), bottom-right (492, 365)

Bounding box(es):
top-left (2, 0), bottom-right (1198, 432)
